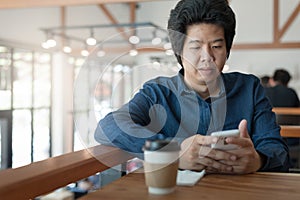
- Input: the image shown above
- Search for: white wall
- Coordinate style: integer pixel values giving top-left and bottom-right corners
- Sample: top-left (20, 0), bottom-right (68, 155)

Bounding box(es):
top-left (228, 49), bottom-right (300, 93)
top-left (228, 0), bottom-right (300, 93)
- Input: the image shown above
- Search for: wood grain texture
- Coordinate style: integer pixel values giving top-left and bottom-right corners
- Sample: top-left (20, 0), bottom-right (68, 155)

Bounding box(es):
top-left (0, 145), bottom-right (133, 200)
top-left (80, 172), bottom-right (300, 200)
top-left (280, 126), bottom-right (300, 137)
top-left (273, 107), bottom-right (300, 115)
top-left (273, 107), bottom-right (300, 138)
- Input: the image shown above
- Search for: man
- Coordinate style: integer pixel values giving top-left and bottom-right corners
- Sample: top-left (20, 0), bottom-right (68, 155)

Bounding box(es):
top-left (95, 0), bottom-right (290, 173)
top-left (260, 75), bottom-right (270, 88)
top-left (265, 69), bottom-right (299, 107)
top-left (265, 69), bottom-right (300, 168)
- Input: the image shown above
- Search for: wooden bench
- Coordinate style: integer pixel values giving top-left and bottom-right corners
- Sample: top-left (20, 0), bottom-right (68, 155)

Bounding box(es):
top-left (273, 107), bottom-right (300, 170)
top-left (272, 107), bottom-right (300, 138)
top-left (0, 145), bottom-right (134, 200)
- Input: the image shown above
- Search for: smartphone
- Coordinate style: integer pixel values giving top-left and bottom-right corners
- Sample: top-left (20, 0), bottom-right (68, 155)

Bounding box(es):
top-left (210, 129), bottom-right (240, 150)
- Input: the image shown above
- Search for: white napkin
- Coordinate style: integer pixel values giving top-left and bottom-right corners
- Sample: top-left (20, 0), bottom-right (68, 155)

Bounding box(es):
top-left (176, 169), bottom-right (206, 186)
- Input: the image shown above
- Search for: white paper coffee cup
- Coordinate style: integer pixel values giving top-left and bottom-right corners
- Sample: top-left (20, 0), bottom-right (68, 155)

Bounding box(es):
top-left (143, 140), bottom-right (180, 195)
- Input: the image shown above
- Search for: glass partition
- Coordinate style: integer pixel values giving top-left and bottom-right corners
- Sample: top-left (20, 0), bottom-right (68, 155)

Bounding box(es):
top-left (13, 50), bottom-right (33, 109)
top-left (0, 46), bottom-right (12, 110)
top-left (0, 44), bottom-right (52, 169)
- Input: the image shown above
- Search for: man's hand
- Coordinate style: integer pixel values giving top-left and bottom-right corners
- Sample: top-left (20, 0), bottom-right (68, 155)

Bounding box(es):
top-left (222, 119), bottom-right (263, 174)
top-left (179, 134), bottom-right (237, 172)
top-left (179, 119), bottom-right (263, 174)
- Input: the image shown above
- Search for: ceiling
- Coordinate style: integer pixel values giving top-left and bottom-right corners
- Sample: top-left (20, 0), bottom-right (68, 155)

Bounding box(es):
top-left (0, 0), bottom-right (299, 59)
top-left (0, 0), bottom-right (177, 60)
top-left (0, 0), bottom-right (154, 8)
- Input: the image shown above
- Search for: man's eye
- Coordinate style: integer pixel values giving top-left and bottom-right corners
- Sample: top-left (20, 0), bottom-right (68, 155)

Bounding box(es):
top-left (190, 47), bottom-right (200, 50)
top-left (212, 45), bottom-right (222, 49)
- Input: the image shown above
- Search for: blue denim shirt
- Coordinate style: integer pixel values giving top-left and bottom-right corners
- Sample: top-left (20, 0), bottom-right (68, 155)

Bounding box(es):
top-left (95, 70), bottom-right (290, 172)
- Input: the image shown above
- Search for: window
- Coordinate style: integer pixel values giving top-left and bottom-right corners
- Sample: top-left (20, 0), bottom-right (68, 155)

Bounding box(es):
top-left (0, 45), bottom-right (52, 169)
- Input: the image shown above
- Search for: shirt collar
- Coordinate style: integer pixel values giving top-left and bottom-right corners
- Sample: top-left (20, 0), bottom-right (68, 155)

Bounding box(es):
top-left (176, 68), bottom-right (226, 98)
top-left (176, 68), bottom-right (195, 96)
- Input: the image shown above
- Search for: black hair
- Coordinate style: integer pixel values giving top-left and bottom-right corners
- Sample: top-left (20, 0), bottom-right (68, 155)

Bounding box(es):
top-left (167, 0), bottom-right (236, 66)
top-left (273, 69), bottom-right (291, 86)
top-left (260, 75), bottom-right (270, 87)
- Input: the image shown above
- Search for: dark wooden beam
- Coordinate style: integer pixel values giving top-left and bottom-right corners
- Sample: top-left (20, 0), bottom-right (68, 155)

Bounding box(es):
top-left (233, 0), bottom-right (299, 50)
top-left (130, 2), bottom-right (137, 36)
top-left (273, 0), bottom-right (280, 42)
top-left (98, 4), bottom-right (129, 40)
top-left (278, 2), bottom-right (300, 40)
top-left (233, 42), bottom-right (300, 50)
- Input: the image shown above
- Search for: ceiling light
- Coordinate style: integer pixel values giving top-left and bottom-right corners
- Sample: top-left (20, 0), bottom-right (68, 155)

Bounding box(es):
top-left (165, 49), bottom-right (174, 56)
top-left (122, 66), bottom-right (130, 73)
top-left (41, 42), bottom-right (50, 49)
top-left (86, 37), bottom-right (97, 46)
top-left (163, 42), bottom-right (172, 50)
top-left (129, 49), bottom-right (138, 56)
top-left (114, 64), bottom-right (123, 73)
top-left (151, 30), bottom-right (162, 45)
top-left (153, 61), bottom-right (161, 69)
top-left (81, 49), bottom-right (89, 57)
top-left (97, 50), bottom-right (106, 57)
top-left (81, 45), bottom-right (89, 57)
top-left (97, 45), bottom-right (105, 57)
top-left (86, 29), bottom-right (97, 46)
top-left (129, 35), bottom-right (140, 45)
top-left (46, 38), bottom-right (56, 48)
top-left (63, 45), bottom-right (72, 54)
top-left (63, 39), bottom-right (72, 53)
top-left (152, 37), bottom-right (162, 45)
top-left (41, 22), bottom-right (170, 54)
top-left (45, 32), bottom-right (57, 48)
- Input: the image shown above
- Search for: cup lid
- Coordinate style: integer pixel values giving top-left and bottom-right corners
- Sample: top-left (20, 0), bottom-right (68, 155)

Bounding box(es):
top-left (143, 139), bottom-right (180, 151)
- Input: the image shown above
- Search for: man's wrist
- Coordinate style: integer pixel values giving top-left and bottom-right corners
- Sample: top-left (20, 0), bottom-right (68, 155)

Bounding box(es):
top-left (257, 151), bottom-right (267, 170)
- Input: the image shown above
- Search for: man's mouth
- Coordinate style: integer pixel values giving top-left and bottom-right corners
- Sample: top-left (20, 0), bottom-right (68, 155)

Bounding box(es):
top-left (198, 67), bottom-right (214, 71)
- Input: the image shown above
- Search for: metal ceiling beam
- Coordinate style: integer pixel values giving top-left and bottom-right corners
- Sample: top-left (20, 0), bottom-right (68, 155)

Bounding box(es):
top-left (0, 0), bottom-right (154, 9)
top-left (40, 22), bottom-right (162, 32)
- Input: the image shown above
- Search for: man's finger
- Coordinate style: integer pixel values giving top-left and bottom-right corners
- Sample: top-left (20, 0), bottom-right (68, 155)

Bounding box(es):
top-left (196, 134), bottom-right (217, 145)
top-left (239, 119), bottom-right (250, 139)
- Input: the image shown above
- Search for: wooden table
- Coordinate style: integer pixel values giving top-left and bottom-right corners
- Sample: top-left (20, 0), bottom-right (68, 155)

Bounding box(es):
top-left (80, 171), bottom-right (300, 200)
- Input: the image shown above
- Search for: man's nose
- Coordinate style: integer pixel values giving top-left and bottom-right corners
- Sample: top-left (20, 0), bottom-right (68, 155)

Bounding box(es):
top-left (200, 46), bottom-right (213, 62)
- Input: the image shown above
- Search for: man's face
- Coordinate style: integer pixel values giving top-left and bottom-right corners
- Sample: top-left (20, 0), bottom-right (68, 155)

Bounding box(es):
top-left (181, 23), bottom-right (227, 88)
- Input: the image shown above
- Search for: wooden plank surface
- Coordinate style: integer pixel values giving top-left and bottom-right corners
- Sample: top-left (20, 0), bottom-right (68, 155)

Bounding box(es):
top-left (0, 145), bottom-right (133, 200)
top-left (280, 125), bottom-right (300, 138)
top-left (272, 107), bottom-right (300, 138)
top-left (273, 107), bottom-right (300, 115)
top-left (80, 171), bottom-right (300, 200)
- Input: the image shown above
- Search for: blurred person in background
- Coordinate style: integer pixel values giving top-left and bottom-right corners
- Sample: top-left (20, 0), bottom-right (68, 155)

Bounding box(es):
top-left (265, 69), bottom-right (300, 168)
top-left (265, 69), bottom-right (299, 107)
top-left (260, 75), bottom-right (271, 88)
